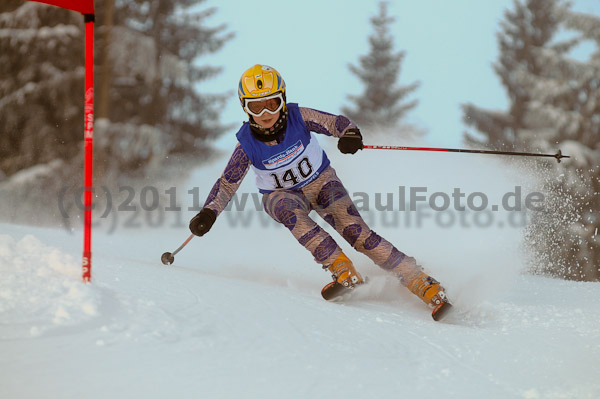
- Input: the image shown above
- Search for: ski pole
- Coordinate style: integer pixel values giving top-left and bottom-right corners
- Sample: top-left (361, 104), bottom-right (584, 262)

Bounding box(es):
top-left (363, 145), bottom-right (569, 163)
top-left (161, 234), bottom-right (194, 265)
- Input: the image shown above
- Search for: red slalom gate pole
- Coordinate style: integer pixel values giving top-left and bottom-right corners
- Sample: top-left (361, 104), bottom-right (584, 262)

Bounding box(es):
top-left (363, 145), bottom-right (569, 163)
top-left (82, 14), bottom-right (94, 283)
top-left (29, 0), bottom-right (96, 284)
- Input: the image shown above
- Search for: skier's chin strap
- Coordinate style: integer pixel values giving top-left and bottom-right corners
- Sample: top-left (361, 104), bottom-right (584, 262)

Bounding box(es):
top-left (249, 109), bottom-right (288, 143)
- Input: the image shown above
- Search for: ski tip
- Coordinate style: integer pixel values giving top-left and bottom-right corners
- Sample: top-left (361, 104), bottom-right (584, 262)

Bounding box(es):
top-left (432, 302), bottom-right (453, 322)
top-left (321, 279), bottom-right (368, 301)
top-left (321, 281), bottom-right (347, 301)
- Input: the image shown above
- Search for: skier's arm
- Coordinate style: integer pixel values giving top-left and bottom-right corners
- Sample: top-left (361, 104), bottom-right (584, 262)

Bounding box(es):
top-left (299, 107), bottom-right (357, 138)
top-left (189, 143), bottom-right (250, 236)
top-left (299, 107), bottom-right (364, 154)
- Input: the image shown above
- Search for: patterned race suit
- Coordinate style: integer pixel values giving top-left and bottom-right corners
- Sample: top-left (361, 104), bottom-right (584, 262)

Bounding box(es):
top-left (202, 104), bottom-right (423, 287)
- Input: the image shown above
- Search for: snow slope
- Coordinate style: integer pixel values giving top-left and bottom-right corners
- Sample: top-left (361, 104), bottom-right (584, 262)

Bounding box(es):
top-left (1, 143), bottom-right (599, 399)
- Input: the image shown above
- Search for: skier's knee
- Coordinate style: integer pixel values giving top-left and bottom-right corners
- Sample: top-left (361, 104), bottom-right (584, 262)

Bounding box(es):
top-left (350, 229), bottom-right (382, 253)
top-left (342, 223), bottom-right (363, 248)
top-left (269, 197), bottom-right (307, 230)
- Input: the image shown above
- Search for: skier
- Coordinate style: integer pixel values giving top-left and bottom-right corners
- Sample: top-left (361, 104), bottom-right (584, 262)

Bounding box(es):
top-left (189, 64), bottom-right (450, 319)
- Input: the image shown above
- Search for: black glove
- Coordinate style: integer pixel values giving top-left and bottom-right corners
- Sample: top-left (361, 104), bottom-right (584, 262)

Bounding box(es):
top-left (338, 128), bottom-right (364, 154)
top-left (189, 208), bottom-right (217, 236)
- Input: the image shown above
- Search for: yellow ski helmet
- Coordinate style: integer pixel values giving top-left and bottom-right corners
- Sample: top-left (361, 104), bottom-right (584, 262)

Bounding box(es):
top-left (238, 64), bottom-right (286, 115)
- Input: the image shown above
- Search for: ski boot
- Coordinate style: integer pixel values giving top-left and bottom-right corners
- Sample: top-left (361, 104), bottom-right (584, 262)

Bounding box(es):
top-left (321, 252), bottom-right (365, 300)
top-left (406, 272), bottom-right (452, 321)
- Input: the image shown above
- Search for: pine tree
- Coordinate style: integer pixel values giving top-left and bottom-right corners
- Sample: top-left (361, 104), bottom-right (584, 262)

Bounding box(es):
top-left (462, 0), bottom-right (564, 150)
top-left (0, 0), bottom-right (233, 225)
top-left (341, 1), bottom-right (420, 136)
top-left (0, 2), bottom-right (85, 177)
top-left (0, 0), bottom-right (232, 180)
top-left (92, 0), bottom-right (233, 176)
top-left (461, 0), bottom-right (600, 281)
top-left (104, 0), bottom-right (231, 148)
top-left (523, 9), bottom-right (600, 281)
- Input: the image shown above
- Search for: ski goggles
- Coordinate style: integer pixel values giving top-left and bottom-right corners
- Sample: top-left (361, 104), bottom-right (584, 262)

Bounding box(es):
top-left (243, 92), bottom-right (285, 117)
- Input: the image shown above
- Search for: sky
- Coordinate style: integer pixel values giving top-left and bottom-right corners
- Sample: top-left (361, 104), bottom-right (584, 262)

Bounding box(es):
top-left (200, 0), bottom-right (600, 151)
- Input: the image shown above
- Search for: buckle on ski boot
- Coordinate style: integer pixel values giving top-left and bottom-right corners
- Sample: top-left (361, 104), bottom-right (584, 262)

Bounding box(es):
top-left (330, 270), bottom-right (362, 288)
top-left (326, 252), bottom-right (364, 289)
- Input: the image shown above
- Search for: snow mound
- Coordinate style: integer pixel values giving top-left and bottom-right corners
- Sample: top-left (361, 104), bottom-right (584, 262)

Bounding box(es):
top-left (0, 234), bottom-right (100, 338)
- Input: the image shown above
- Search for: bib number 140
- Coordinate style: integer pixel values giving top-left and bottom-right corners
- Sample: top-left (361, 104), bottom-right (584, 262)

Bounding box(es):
top-left (271, 157), bottom-right (313, 189)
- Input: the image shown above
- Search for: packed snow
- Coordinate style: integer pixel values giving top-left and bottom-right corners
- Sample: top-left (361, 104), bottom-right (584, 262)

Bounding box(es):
top-left (1, 141), bottom-right (599, 399)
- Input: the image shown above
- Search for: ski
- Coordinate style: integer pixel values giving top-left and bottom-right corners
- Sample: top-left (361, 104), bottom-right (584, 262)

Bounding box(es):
top-left (321, 280), bottom-right (369, 301)
top-left (431, 301), bottom-right (454, 322)
top-left (323, 280), bottom-right (454, 322)
top-left (321, 281), bottom-right (351, 301)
